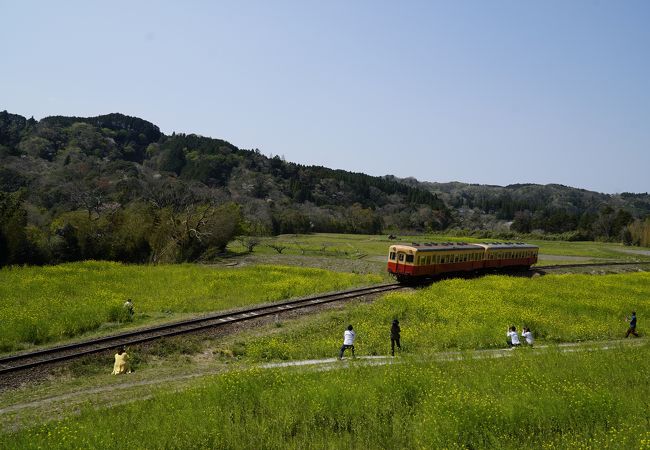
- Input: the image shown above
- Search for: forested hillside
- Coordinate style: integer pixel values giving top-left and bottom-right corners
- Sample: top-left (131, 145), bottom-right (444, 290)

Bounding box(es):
top-left (0, 110), bottom-right (449, 266)
top-left (1, 110), bottom-right (649, 267)
top-left (414, 181), bottom-right (650, 243)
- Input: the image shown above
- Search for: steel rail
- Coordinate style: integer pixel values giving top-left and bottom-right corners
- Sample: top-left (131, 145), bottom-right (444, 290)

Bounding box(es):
top-left (535, 261), bottom-right (650, 270)
top-left (0, 283), bottom-right (403, 376)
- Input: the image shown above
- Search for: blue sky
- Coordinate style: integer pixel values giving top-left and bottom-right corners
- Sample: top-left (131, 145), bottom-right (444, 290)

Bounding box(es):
top-left (2, 1), bottom-right (649, 194)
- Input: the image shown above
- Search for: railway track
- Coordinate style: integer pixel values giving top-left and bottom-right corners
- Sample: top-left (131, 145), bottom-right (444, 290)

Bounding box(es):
top-left (0, 283), bottom-right (404, 376)
top-left (535, 260), bottom-right (650, 270)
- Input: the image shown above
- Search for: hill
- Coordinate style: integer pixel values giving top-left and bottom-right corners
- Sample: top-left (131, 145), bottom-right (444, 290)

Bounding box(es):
top-left (0, 110), bottom-right (448, 265)
top-left (1, 110), bottom-right (649, 266)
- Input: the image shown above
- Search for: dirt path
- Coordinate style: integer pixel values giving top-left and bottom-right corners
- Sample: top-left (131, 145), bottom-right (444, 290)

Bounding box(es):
top-left (612, 247), bottom-right (650, 257)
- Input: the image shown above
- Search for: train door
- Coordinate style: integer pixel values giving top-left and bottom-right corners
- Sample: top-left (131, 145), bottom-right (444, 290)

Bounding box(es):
top-left (395, 251), bottom-right (407, 273)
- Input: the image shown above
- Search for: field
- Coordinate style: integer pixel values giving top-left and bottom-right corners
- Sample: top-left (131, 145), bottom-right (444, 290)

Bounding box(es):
top-left (0, 261), bottom-right (381, 353)
top-left (229, 272), bottom-right (649, 361)
top-left (2, 346), bottom-right (648, 449)
top-left (228, 232), bottom-right (650, 267)
top-left (0, 235), bottom-right (648, 448)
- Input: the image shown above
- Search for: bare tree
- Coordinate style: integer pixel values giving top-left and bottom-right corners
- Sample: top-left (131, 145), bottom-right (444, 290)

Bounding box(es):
top-left (237, 236), bottom-right (260, 253)
top-left (267, 243), bottom-right (287, 254)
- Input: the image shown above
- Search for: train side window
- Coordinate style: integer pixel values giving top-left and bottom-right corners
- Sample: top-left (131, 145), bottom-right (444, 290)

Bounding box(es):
top-left (426, 256), bottom-right (431, 264)
top-left (406, 255), bottom-right (414, 263)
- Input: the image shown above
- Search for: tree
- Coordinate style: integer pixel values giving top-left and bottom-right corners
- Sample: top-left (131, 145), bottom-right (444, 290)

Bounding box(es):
top-left (0, 192), bottom-right (38, 266)
top-left (149, 202), bottom-right (242, 263)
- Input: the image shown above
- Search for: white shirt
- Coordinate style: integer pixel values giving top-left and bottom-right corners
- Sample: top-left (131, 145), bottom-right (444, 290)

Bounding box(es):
top-left (507, 330), bottom-right (520, 345)
top-left (521, 330), bottom-right (534, 345)
top-left (343, 330), bottom-right (356, 345)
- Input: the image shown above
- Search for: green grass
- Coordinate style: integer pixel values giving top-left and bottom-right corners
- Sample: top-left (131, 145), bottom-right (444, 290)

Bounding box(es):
top-left (0, 261), bottom-right (381, 352)
top-left (1, 263), bottom-right (649, 448)
top-left (229, 232), bottom-right (650, 264)
top-left (230, 272), bottom-right (649, 361)
top-left (2, 234), bottom-right (649, 448)
top-left (2, 346), bottom-right (648, 449)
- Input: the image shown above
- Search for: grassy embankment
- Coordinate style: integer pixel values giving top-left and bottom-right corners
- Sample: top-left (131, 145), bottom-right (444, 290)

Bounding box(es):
top-left (0, 261), bottom-right (381, 353)
top-left (1, 271), bottom-right (648, 448)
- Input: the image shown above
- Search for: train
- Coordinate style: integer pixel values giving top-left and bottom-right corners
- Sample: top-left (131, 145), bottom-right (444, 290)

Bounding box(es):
top-left (387, 241), bottom-right (539, 282)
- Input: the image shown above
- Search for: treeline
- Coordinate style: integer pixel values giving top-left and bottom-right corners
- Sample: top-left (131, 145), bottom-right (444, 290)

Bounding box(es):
top-left (0, 110), bottom-right (451, 266)
top-left (2, 109), bottom-right (648, 267)
top-left (421, 181), bottom-right (650, 244)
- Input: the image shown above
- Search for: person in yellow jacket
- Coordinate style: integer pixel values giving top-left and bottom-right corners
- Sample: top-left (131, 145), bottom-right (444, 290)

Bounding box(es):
top-left (111, 347), bottom-right (131, 375)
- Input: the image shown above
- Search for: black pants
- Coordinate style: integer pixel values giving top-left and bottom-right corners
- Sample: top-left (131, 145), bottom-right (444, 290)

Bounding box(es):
top-left (626, 326), bottom-right (639, 337)
top-left (339, 344), bottom-right (355, 359)
top-left (391, 337), bottom-right (401, 355)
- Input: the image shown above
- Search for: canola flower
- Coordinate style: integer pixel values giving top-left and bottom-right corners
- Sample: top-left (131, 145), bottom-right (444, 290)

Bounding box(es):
top-left (1, 346), bottom-right (648, 449)
top-left (0, 262), bottom-right (381, 352)
top-left (242, 272), bottom-right (649, 361)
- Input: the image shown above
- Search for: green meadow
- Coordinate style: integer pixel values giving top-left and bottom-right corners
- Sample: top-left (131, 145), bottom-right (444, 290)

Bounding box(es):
top-left (2, 347), bottom-right (648, 449)
top-left (0, 261), bottom-right (381, 352)
top-left (228, 232), bottom-right (650, 264)
top-left (0, 235), bottom-right (648, 448)
top-left (227, 272), bottom-right (648, 361)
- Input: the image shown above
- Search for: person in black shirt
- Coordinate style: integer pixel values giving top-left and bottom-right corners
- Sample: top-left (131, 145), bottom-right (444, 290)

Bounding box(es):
top-left (390, 319), bottom-right (401, 356)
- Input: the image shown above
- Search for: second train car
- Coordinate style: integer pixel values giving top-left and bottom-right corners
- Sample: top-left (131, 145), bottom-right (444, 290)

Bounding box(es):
top-left (387, 241), bottom-right (538, 282)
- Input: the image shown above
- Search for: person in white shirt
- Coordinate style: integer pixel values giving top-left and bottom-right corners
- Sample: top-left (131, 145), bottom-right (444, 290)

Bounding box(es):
top-left (521, 327), bottom-right (534, 346)
top-left (507, 326), bottom-right (521, 347)
top-left (338, 325), bottom-right (356, 359)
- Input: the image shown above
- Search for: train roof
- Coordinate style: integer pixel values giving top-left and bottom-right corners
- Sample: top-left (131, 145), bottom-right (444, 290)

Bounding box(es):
top-left (476, 242), bottom-right (539, 250)
top-left (389, 242), bottom-right (482, 252)
top-left (389, 241), bottom-right (538, 252)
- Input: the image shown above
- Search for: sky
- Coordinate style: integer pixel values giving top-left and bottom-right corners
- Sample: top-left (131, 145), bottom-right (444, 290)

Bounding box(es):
top-left (2, 1), bottom-right (649, 194)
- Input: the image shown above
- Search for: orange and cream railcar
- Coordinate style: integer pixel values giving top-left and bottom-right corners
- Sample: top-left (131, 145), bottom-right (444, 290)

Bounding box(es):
top-left (387, 242), bottom-right (538, 282)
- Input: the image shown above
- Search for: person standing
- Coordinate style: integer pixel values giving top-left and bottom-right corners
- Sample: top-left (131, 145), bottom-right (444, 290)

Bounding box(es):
top-left (626, 312), bottom-right (639, 337)
top-left (338, 325), bottom-right (356, 359)
top-left (390, 319), bottom-right (401, 356)
top-left (507, 326), bottom-right (521, 347)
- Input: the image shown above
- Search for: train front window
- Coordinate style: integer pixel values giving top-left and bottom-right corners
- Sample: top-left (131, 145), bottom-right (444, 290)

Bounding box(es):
top-left (390, 252), bottom-right (396, 260)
